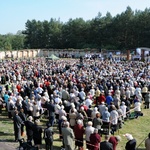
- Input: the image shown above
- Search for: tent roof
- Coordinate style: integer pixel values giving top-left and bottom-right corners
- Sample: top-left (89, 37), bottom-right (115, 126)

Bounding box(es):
top-left (46, 54), bottom-right (59, 60)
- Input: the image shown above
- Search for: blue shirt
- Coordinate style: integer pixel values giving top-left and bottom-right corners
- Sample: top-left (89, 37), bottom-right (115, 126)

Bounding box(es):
top-left (106, 96), bottom-right (113, 105)
top-left (102, 110), bottom-right (110, 122)
top-left (4, 94), bottom-right (9, 103)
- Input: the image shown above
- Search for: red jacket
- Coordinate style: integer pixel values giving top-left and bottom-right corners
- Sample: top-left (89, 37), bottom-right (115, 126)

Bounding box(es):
top-left (109, 136), bottom-right (118, 150)
top-left (90, 133), bottom-right (101, 150)
top-left (74, 124), bottom-right (84, 139)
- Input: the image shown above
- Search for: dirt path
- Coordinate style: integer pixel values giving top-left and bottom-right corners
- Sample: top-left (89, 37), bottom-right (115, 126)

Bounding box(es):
top-left (0, 141), bottom-right (17, 150)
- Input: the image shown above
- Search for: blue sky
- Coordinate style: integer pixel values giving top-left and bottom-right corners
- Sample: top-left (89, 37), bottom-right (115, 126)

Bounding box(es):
top-left (0, 0), bottom-right (150, 34)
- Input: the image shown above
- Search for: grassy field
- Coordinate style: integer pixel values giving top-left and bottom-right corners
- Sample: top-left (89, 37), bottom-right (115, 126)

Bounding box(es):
top-left (0, 106), bottom-right (149, 150)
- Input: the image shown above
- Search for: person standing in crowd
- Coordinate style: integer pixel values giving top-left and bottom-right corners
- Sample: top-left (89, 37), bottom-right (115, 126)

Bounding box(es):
top-left (145, 133), bottom-right (150, 150)
top-left (4, 91), bottom-right (9, 108)
top-left (86, 105), bottom-right (93, 121)
top-left (109, 135), bottom-right (121, 150)
top-left (32, 101), bottom-right (40, 122)
top-left (124, 133), bottom-right (136, 150)
top-left (69, 108), bottom-right (77, 129)
top-left (8, 97), bottom-right (15, 118)
top-left (46, 100), bottom-right (55, 127)
top-left (98, 101), bottom-right (106, 116)
top-left (27, 99), bottom-right (33, 116)
top-left (62, 121), bottom-right (75, 150)
top-left (93, 113), bottom-right (103, 134)
top-left (85, 121), bottom-right (95, 150)
top-left (22, 97), bottom-right (28, 116)
top-left (13, 110), bottom-right (23, 142)
top-left (43, 122), bottom-right (54, 150)
top-left (110, 105), bottom-right (119, 135)
top-left (18, 108), bottom-right (26, 136)
top-left (98, 91), bottom-right (106, 105)
top-left (15, 98), bottom-right (22, 112)
top-left (58, 116), bottom-right (67, 149)
top-left (95, 87), bottom-right (101, 106)
top-left (85, 96), bottom-right (93, 108)
top-left (120, 102), bottom-right (127, 120)
top-left (102, 107), bottom-right (110, 123)
top-left (142, 85), bottom-right (148, 99)
top-left (24, 116), bottom-right (34, 144)
top-left (134, 99), bottom-right (142, 118)
top-left (100, 135), bottom-right (113, 150)
top-left (144, 91), bottom-right (150, 109)
top-left (91, 107), bottom-right (99, 120)
top-left (74, 119), bottom-right (85, 150)
top-left (32, 119), bottom-right (43, 149)
top-left (0, 97), bottom-right (3, 114)
top-left (106, 93), bottom-right (113, 106)
top-left (79, 88), bottom-right (86, 102)
top-left (90, 128), bottom-right (101, 150)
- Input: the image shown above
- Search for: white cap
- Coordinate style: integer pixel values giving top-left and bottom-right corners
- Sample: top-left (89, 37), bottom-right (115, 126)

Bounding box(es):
top-left (123, 133), bottom-right (133, 140)
top-left (61, 116), bottom-right (67, 121)
top-left (28, 116), bottom-right (33, 121)
top-left (87, 121), bottom-right (93, 126)
top-left (77, 119), bottom-right (82, 125)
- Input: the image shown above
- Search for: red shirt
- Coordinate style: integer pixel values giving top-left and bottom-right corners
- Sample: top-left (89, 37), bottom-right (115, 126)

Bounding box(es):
top-left (16, 84), bottom-right (21, 92)
top-left (98, 95), bottom-right (106, 104)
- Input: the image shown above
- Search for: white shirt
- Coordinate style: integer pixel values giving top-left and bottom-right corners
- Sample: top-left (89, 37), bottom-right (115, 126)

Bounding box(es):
top-left (54, 97), bottom-right (62, 104)
top-left (134, 102), bottom-right (141, 111)
top-left (36, 87), bottom-right (43, 94)
top-left (135, 87), bottom-right (141, 96)
top-left (91, 110), bottom-right (99, 120)
top-left (120, 105), bottom-right (127, 118)
top-left (85, 126), bottom-right (95, 141)
top-left (110, 110), bottom-right (119, 125)
top-left (55, 104), bottom-right (61, 114)
top-left (79, 91), bottom-right (86, 100)
top-left (129, 86), bottom-right (135, 96)
top-left (59, 109), bottom-right (67, 120)
top-left (85, 98), bottom-right (92, 108)
top-left (125, 90), bottom-right (131, 99)
top-left (90, 88), bottom-right (95, 97)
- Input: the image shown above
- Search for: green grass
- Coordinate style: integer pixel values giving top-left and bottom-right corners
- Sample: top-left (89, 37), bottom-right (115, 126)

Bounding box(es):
top-left (116, 108), bottom-right (149, 150)
top-left (0, 107), bottom-right (149, 150)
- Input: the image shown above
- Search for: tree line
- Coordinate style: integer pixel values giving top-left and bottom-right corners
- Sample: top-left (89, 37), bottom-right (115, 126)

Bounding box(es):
top-left (0, 6), bottom-right (150, 51)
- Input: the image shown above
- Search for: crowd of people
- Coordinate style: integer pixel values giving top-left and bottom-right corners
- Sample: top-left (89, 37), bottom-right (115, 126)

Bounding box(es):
top-left (0, 56), bottom-right (150, 150)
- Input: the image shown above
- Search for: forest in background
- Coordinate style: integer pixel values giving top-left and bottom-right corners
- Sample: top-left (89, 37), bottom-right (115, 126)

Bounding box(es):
top-left (0, 6), bottom-right (150, 51)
